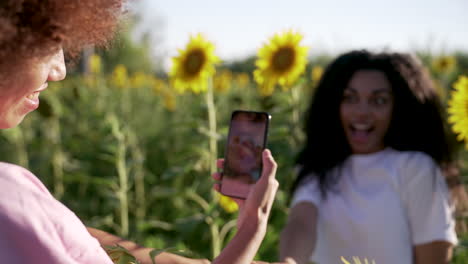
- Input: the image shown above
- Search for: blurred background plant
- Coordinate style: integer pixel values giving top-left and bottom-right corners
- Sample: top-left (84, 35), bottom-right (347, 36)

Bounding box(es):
top-left (1, 13), bottom-right (468, 264)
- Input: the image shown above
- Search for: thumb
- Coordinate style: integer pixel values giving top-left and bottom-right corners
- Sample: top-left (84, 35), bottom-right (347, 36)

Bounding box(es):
top-left (261, 149), bottom-right (277, 181)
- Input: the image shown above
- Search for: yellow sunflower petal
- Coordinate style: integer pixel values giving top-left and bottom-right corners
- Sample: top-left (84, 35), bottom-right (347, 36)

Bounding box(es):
top-left (169, 33), bottom-right (220, 94)
top-left (432, 56), bottom-right (457, 74)
top-left (447, 75), bottom-right (468, 149)
top-left (219, 194), bottom-right (238, 213)
top-left (254, 30), bottom-right (309, 95)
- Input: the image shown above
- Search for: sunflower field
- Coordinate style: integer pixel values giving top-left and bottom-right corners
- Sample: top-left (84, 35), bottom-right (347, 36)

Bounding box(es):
top-left (1, 25), bottom-right (468, 264)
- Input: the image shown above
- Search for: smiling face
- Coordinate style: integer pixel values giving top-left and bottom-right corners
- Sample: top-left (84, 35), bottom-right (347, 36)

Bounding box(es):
top-left (340, 70), bottom-right (394, 154)
top-left (0, 48), bottom-right (66, 129)
top-left (227, 114), bottom-right (265, 175)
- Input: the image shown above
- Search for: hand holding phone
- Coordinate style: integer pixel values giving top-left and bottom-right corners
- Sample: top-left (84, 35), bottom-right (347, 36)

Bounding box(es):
top-left (221, 110), bottom-right (271, 199)
top-left (211, 149), bottom-right (278, 263)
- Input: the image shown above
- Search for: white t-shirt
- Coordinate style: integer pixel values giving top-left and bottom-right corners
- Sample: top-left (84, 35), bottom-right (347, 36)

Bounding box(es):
top-left (291, 148), bottom-right (458, 264)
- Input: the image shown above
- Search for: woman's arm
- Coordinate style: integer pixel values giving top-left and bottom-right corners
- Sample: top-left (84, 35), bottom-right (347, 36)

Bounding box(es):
top-left (413, 241), bottom-right (453, 264)
top-left (212, 149), bottom-right (279, 264)
top-left (87, 227), bottom-right (210, 264)
top-left (279, 202), bottom-right (318, 264)
top-left (90, 149), bottom-right (279, 264)
top-left (401, 154), bottom-right (457, 264)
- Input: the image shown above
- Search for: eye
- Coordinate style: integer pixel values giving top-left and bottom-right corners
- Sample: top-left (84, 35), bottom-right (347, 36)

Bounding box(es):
top-left (342, 93), bottom-right (358, 103)
top-left (373, 96), bottom-right (389, 106)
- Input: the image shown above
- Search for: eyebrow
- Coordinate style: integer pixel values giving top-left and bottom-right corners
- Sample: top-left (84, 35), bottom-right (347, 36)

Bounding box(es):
top-left (344, 87), bottom-right (393, 95)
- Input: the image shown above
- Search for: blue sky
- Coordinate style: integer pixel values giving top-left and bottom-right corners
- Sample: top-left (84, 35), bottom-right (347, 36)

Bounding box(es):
top-left (134, 0), bottom-right (468, 62)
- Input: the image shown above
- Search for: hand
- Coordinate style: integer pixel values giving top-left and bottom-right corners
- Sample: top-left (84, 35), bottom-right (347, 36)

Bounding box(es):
top-left (212, 149), bottom-right (278, 229)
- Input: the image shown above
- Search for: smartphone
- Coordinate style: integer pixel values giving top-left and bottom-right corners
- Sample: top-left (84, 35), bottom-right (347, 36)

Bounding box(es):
top-left (221, 110), bottom-right (271, 199)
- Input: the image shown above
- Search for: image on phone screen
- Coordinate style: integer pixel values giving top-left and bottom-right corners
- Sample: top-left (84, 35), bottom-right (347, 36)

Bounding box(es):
top-left (221, 110), bottom-right (270, 199)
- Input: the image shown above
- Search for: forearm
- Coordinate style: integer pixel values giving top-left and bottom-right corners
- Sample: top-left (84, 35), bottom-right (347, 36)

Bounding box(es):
top-left (213, 219), bottom-right (267, 264)
top-left (279, 203), bottom-right (318, 264)
top-left (413, 241), bottom-right (453, 264)
top-left (87, 227), bottom-right (210, 264)
top-left (279, 226), bottom-right (315, 264)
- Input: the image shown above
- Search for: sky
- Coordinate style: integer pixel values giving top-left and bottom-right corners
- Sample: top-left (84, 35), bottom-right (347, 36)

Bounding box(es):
top-left (133, 0), bottom-right (468, 63)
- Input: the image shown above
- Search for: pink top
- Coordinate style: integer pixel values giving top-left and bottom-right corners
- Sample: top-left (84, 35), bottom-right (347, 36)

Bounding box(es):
top-left (0, 162), bottom-right (113, 264)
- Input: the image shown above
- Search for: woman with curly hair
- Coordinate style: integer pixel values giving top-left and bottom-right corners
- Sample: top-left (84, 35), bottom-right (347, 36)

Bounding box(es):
top-left (0, 1), bottom-right (279, 263)
top-left (280, 50), bottom-right (461, 264)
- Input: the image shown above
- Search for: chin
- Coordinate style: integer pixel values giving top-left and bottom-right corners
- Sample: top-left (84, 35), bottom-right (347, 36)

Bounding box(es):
top-left (0, 116), bottom-right (26, 129)
top-left (351, 145), bottom-right (384, 154)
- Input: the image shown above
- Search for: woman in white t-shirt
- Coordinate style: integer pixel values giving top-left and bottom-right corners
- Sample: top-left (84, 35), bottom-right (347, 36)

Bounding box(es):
top-left (280, 50), bottom-right (462, 264)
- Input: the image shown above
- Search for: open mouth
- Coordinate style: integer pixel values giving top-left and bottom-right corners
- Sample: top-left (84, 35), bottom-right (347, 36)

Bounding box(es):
top-left (237, 145), bottom-right (255, 159)
top-left (349, 123), bottom-right (374, 143)
top-left (25, 83), bottom-right (48, 104)
top-left (25, 91), bottom-right (40, 104)
top-left (26, 91), bottom-right (40, 100)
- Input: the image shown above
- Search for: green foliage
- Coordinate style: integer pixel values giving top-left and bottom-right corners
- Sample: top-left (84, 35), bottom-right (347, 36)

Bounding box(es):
top-left (0, 69), bottom-right (308, 261)
top-left (1, 39), bottom-right (468, 263)
top-left (99, 18), bottom-right (155, 75)
top-left (222, 56), bottom-right (256, 74)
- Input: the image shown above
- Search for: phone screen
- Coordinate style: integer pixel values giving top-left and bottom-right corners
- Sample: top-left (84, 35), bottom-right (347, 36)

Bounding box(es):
top-left (221, 110), bottom-right (270, 199)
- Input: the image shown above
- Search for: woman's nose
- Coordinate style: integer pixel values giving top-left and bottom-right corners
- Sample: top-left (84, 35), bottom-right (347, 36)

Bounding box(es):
top-left (355, 101), bottom-right (371, 116)
top-left (48, 49), bottom-right (67, 82)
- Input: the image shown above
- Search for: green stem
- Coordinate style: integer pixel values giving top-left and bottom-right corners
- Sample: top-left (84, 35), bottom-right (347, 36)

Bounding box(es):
top-left (206, 78), bottom-right (217, 176)
top-left (51, 118), bottom-right (64, 199)
top-left (207, 216), bottom-right (221, 259)
top-left (14, 127), bottom-right (29, 168)
top-left (117, 137), bottom-right (129, 237)
top-left (134, 147), bottom-right (146, 224)
top-left (186, 190), bottom-right (210, 212)
top-left (291, 85), bottom-right (303, 147)
top-left (206, 78), bottom-right (220, 258)
top-left (218, 219), bottom-right (238, 245)
top-left (111, 116), bottom-right (129, 237)
top-left (129, 131), bottom-right (146, 225)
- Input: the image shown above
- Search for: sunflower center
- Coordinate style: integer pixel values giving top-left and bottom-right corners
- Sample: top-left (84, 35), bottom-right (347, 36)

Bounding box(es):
top-left (272, 47), bottom-right (295, 73)
top-left (184, 49), bottom-right (206, 76)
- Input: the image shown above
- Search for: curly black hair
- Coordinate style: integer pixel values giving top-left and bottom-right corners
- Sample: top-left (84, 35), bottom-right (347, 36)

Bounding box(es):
top-left (293, 50), bottom-right (459, 198)
top-left (0, 0), bottom-right (126, 71)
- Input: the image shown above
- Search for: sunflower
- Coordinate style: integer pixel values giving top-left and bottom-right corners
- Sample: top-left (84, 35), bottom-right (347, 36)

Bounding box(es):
top-left (169, 34), bottom-right (220, 94)
top-left (311, 65), bottom-right (324, 83)
top-left (88, 54), bottom-right (102, 75)
top-left (151, 77), bottom-right (167, 94)
top-left (130, 71), bottom-right (150, 88)
top-left (213, 70), bottom-right (233, 92)
top-left (148, 77), bottom-right (177, 111)
top-left (235, 73), bottom-right (250, 88)
top-left (448, 75), bottom-right (468, 149)
top-left (111, 64), bottom-right (129, 89)
top-left (432, 56), bottom-right (456, 74)
top-left (162, 90), bottom-right (177, 112)
top-left (254, 30), bottom-right (309, 96)
top-left (219, 194), bottom-right (238, 213)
